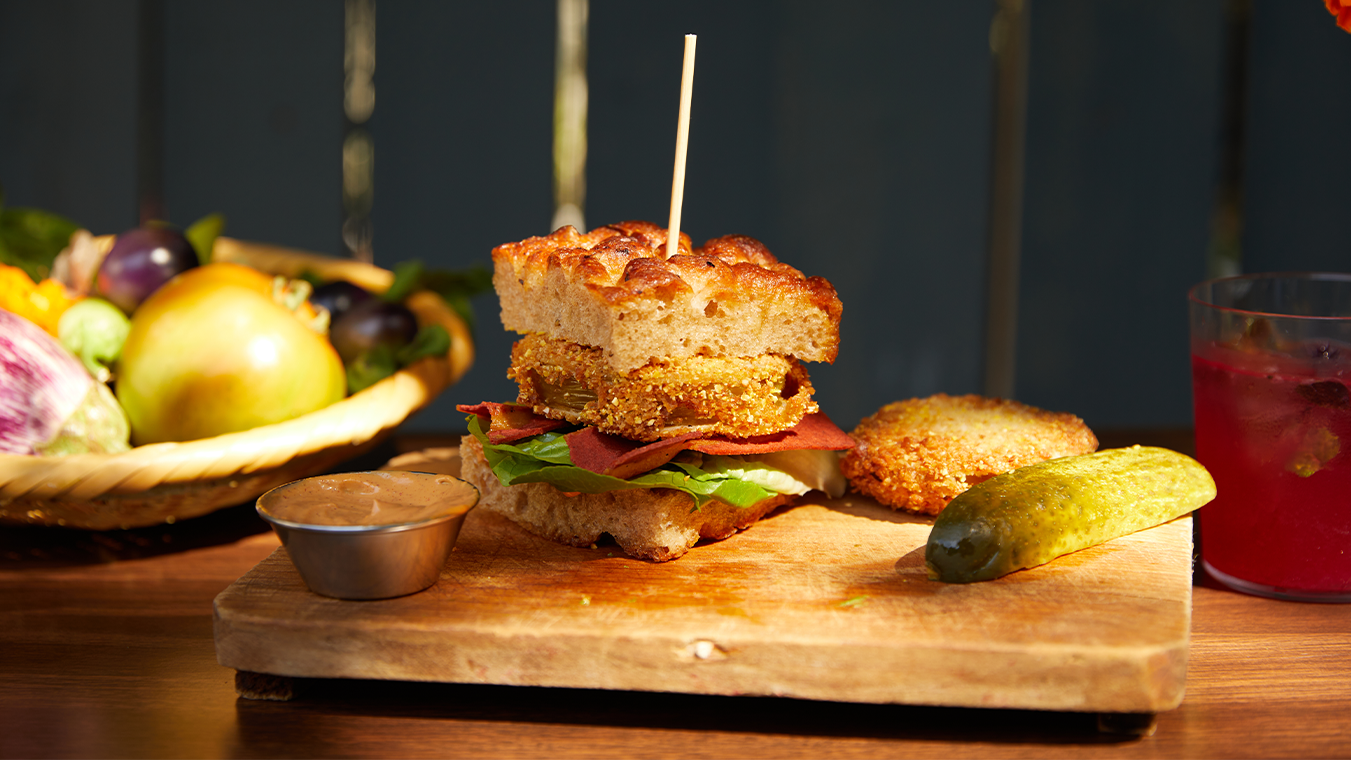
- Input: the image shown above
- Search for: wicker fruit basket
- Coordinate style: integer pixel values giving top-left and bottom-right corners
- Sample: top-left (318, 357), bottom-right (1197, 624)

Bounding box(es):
top-left (0, 237), bottom-right (474, 530)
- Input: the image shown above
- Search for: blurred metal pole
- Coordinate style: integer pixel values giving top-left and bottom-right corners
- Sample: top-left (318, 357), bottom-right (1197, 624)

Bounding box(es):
top-left (983, 0), bottom-right (1030, 400)
top-left (1207, 0), bottom-right (1250, 279)
top-left (136, 0), bottom-right (166, 225)
top-left (551, 0), bottom-right (588, 233)
top-left (343, 0), bottom-right (376, 261)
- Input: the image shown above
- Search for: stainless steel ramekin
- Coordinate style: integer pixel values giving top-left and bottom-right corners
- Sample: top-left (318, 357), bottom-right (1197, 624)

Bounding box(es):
top-left (256, 471), bottom-right (479, 600)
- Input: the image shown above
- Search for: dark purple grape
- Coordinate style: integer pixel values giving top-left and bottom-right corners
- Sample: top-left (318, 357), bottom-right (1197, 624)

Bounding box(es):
top-left (310, 280), bottom-right (374, 325)
top-left (96, 227), bottom-right (199, 313)
top-left (329, 299), bottom-right (419, 365)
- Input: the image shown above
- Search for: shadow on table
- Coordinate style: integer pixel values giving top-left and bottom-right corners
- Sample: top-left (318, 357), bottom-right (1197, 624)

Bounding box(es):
top-left (0, 500), bottom-right (272, 568)
top-left (0, 438), bottom-right (405, 569)
top-left (231, 679), bottom-right (1148, 749)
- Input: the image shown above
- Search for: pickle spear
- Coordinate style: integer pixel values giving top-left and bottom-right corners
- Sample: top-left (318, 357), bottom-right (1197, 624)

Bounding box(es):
top-left (925, 445), bottom-right (1216, 583)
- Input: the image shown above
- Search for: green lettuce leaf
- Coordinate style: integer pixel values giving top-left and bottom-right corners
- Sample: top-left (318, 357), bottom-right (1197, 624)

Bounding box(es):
top-left (467, 414), bottom-right (779, 510)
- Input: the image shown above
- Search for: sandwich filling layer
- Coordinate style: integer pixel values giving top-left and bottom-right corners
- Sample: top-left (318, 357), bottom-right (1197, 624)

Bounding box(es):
top-left (462, 411), bottom-right (848, 510)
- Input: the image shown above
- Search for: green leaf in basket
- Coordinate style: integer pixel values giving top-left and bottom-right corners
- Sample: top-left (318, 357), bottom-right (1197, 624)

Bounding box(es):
top-left (396, 324), bottom-right (450, 365)
top-left (346, 345), bottom-right (399, 394)
top-left (0, 188), bottom-right (82, 281)
top-left (383, 260), bottom-right (425, 304)
top-left (345, 323), bottom-right (452, 394)
top-left (378, 259), bottom-right (492, 333)
top-left (184, 213), bottom-right (226, 265)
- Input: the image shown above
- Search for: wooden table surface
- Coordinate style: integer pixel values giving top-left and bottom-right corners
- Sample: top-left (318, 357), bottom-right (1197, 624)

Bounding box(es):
top-left (2, 433), bottom-right (1349, 759)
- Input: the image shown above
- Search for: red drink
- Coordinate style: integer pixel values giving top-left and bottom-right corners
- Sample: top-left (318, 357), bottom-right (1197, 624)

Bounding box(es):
top-left (1192, 342), bottom-right (1351, 599)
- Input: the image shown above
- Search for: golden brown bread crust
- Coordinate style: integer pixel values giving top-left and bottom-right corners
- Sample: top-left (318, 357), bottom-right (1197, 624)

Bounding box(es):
top-left (459, 436), bottom-right (793, 561)
top-left (492, 222), bottom-right (842, 372)
top-left (507, 333), bottom-right (818, 441)
top-left (841, 394), bottom-right (1098, 515)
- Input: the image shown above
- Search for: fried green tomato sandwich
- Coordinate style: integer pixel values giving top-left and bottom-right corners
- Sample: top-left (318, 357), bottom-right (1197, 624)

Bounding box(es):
top-left (459, 221), bottom-right (853, 561)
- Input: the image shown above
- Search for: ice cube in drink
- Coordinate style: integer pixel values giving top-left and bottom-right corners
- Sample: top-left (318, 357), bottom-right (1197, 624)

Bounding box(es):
top-left (1191, 337), bottom-right (1351, 599)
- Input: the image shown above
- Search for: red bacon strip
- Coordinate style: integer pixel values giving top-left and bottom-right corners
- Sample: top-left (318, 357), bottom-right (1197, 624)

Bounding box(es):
top-left (686, 412), bottom-right (856, 455)
top-left (565, 428), bottom-right (704, 479)
top-left (462, 401), bottom-right (855, 470)
top-left (456, 402), bottom-right (567, 444)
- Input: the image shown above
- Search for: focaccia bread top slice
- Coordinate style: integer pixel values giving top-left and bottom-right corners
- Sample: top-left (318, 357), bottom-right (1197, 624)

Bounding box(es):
top-left (491, 221), bottom-right (842, 372)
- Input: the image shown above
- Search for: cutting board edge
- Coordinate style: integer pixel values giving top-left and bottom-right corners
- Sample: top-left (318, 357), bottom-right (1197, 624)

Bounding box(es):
top-left (214, 593), bottom-right (1190, 714)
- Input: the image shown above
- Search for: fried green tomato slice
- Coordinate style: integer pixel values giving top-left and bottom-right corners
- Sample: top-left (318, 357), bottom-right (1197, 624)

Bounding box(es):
top-left (507, 333), bottom-right (817, 442)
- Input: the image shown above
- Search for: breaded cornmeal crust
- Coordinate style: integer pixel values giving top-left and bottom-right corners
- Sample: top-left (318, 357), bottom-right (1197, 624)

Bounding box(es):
top-left (492, 221), bottom-right (842, 372)
top-left (460, 436), bottom-right (792, 561)
top-left (507, 333), bottom-right (818, 441)
top-left (841, 394), bottom-right (1098, 515)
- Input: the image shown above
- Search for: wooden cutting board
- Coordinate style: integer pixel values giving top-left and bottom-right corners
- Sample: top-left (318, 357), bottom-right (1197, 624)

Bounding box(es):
top-left (213, 451), bottom-right (1194, 714)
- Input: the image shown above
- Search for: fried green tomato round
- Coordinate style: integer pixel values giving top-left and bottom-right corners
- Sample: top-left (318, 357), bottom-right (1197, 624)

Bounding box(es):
top-left (507, 333), bottom-right (818, 442)
top-left (841, 394), bottom-right (1098, 515)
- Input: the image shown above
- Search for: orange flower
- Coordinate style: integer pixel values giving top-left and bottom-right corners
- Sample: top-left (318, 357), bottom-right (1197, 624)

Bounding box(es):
top-left (1328, 0), bottom-right (1351, 32)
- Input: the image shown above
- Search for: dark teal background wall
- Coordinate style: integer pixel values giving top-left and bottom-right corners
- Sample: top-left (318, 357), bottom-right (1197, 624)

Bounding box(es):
top-left (1015, 1), bottom-right (1226, 427)
top-left (1, 0), bottom-right (141, 236)
top-left (1242, 2), bottom-right (1351, 274)
top-left (3, 1), bottom-right (1349, 435)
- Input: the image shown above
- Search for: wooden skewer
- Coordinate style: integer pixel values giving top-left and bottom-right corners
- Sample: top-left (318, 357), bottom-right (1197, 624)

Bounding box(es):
top-left (666, 34), bottom-right (697, 259)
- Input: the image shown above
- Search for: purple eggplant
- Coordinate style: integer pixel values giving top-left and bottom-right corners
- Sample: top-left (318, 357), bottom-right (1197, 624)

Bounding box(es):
top-left (0, 308), bottom-right (130, 456)
top-left (95, 227), bottom-right (199, 314)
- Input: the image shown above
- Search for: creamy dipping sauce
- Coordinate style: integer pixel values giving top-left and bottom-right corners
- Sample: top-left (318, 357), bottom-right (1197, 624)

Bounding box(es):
top-left (260, 471), bottom-right (478, 527)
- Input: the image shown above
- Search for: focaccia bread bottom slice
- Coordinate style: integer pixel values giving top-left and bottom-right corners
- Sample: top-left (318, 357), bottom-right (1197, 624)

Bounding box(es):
top-left (460, 436), bottom-right (792, 562)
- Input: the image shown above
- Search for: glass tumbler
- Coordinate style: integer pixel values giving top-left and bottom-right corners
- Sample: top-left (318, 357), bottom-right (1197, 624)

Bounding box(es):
top-left (1190, 272), bottom-right (1351, 602)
